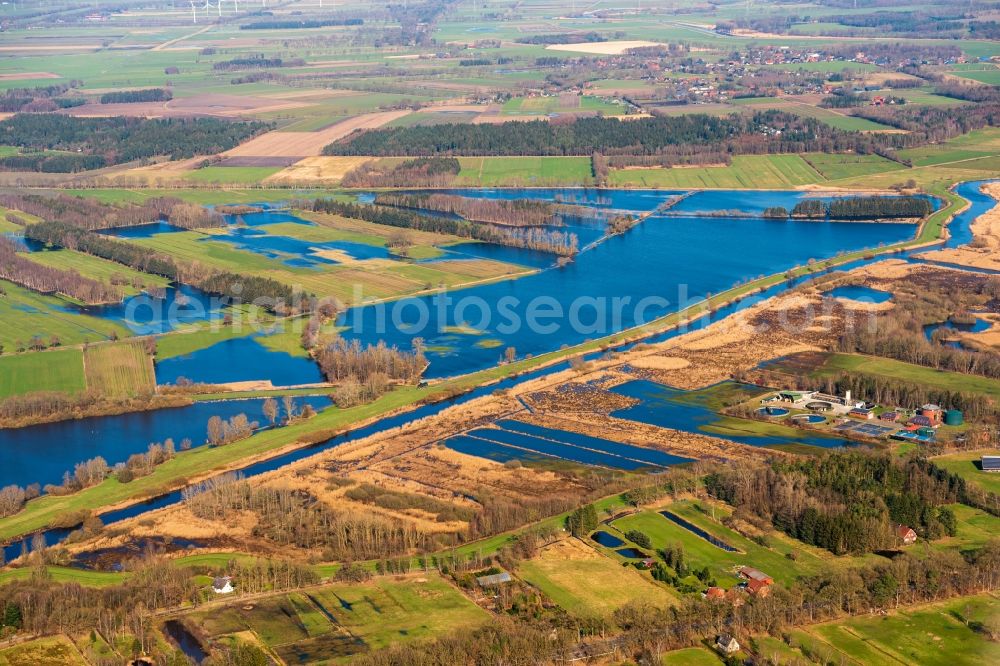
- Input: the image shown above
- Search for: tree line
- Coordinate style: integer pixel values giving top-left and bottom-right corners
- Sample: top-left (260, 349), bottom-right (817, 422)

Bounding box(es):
top-left (373, 192), bottom-right (559, 226)
top-left (704, 451), bottom-right (962, 555)
top-left (99, 88), bottom-right (171, 104)
top-left (311, 198), bottom-right (579, 255)
top-left (789, 196), bottom-right (932, 220)
top-left (0, 114), bottom-right (271, 171)
top-left (24, 220), bottom-right (311, 314)
top-left (323, 108), bottom-right (971, 159)
top-left (0, 81), bottom-right (82, 113)
top-left (181, 475), bottom-right (439, 560)
top-left (0, 237), bottom-right (122, 304)
top-left (341, 156), bottom-right (461, 188)
top-left (240, 17), bottom-right (363, 29)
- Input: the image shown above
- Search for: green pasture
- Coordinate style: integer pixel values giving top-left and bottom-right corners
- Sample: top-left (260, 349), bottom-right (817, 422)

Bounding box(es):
top-left (608, 154), bottom-right (822, 189)
top-left (0, 348), bottom-right (85, 399)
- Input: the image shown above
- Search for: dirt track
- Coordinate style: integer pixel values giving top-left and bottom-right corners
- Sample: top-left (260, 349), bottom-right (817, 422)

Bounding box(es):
top-left (223, 110), bottom-right (412, 158)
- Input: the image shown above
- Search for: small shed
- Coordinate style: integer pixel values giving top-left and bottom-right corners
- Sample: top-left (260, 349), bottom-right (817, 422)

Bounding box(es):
top-left (982, 455), bottom-right (1000, 473)
top-left (738, 567), bottom-right (773, 584)
top-left (476, 572), bottom-right (512, 588)
top-left (879, 411), bottom-right (900, 423)
top-left (849, 407), bottom-right (874, 420)
top-left (896, 525), bottom-right (917, 545)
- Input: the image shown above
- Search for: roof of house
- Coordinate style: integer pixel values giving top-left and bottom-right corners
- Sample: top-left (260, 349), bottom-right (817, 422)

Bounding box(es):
top-left (738, 566), bottom-right (772, 582)
top-left (747, 578), bottom-right (771, 593)
top-left (921, 404), bottom-right (942, 411)
top-left (717, 634), bottom-right (739, 648)
top-left (476, 572), bottom-right (512, 587)
top-left (909, 415), bottom-right (933, 426)
top-left (212, 576), bottom-right (231, 590)
top-left (706, 586), bottom-right (726, 599)
top-left (896, 525), bottom-right (916, 538)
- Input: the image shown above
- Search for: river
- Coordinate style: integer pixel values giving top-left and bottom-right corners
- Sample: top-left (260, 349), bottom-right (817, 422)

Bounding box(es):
top-left (0, 181), bottom-right (993, 559)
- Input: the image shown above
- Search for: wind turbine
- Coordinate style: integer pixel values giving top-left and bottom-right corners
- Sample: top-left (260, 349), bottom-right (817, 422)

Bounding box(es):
top-left (233, 0), bottom-right (238, 12)
top-left (189, 0), bottom-right (198, 23)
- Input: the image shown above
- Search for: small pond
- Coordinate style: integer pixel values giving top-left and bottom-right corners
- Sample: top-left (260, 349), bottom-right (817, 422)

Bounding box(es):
top-left (660, 511), bottom-right (738, 553)
top-left (823, 285), bottom-right (892, 303)
top-left (592, 531), bottom-right (625, 548)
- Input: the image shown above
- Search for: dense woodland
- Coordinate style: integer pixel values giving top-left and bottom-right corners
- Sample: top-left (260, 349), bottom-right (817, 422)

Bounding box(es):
top-left (789, 196), bottom-right (932, 220)
top-left (311, 199), bottom-right (579, 255)
top-left (0, 114), bottom-right (270, 171)
top-left (705, 452), bottom-right (963, 554)
top-left (325, 111), bottom-right (843, 157)
top-left (0, 193), bottom-right (223, 231)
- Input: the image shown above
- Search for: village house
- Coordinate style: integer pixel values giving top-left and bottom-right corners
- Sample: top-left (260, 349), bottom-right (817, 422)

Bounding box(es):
top-left (705, 586), bottom-right (726, 600)
top-left (716, 634), bottom-right (740, 654)
top-left (983, 455), bottom-right (1000, 473)
top-left (212, 576), bottom-right (234, 594)
top-left (746, 578), bottom-right (772, 597)
top-left (896, 525), bottom-right (917, 545)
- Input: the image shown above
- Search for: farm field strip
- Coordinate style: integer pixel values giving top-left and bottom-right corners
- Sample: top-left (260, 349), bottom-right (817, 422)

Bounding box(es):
top-left (83, 340), bottom-right (156, 398)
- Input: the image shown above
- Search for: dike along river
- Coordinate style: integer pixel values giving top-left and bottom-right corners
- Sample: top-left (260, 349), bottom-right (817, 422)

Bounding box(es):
top-left (2, 182), bottom-right (993, 560)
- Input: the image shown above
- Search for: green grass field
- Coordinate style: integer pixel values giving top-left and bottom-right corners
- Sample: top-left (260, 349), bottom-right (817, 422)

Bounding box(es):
top-left (0, 635), bottom-right (89, 666)
top-left (608, 154), bottom-right (823, 189)
top-left (186, 574), bottom-right (488, 662)
top-left (24, 248), bottom-right (170, 297)
top-left (0, 565), bottom-right (127, 588)
top-left (932, 450), bottom-right (1000, 496)
top-left (802, 153), bottom-right (904, 180)
top-left (815, 353), bottom-right (1000, 400)
top-left (781, 103), bottom-right (898, 132)
top-left (517, 538), bottom-right (676, 615)
top-left (896, 146), bottom-right (996, 168)
top-left (951, 68), bottom-right (1000, 86)
top-left (661, 647), bottom-right (724, 665)
top-left (130, 230), bottom-right (299, 274)
top-left (805, 595), bottom-right (1000, 666)
top-left (0, 280), bottom-right (129, 351)
top-left (0, 348), bottom-right (85, 399)
top-left (502, 95), bottom-right (624, 116)
top-left (309, 575), bottom-right (490, 651)
top-left (456, 156), bottom-right (593, 186)
top-left (611, 500), bottom-right (846, 587)
top-left (184, 166), bottom-right (283, 184)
